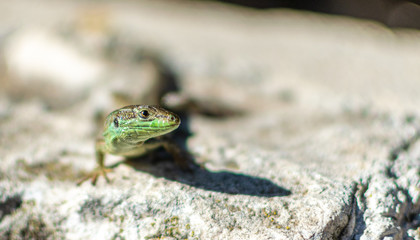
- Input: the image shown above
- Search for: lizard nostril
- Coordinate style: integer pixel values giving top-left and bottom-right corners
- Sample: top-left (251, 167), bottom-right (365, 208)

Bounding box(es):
top-left (170, 115), bottom-right (176, 122)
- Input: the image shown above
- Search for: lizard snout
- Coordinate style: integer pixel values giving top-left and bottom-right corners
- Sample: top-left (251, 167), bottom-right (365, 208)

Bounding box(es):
top-left (168, 113), bottom-right (181, 126)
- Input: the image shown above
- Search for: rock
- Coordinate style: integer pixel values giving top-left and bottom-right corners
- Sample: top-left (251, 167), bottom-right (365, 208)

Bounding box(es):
top-left (0, 0), bottom-right (419, 239)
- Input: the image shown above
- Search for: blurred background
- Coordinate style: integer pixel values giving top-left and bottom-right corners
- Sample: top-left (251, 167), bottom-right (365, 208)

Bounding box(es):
top-left (1, 0), bottom-right (420, 133)
top-left (214, 0), bottom-right (420, 29)
top-left (1, 0), bottom-right (419, 111)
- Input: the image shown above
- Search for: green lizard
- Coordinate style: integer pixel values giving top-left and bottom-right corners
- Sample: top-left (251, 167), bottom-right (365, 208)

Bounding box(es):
top-left (79, 105), bottom-right (183, 185)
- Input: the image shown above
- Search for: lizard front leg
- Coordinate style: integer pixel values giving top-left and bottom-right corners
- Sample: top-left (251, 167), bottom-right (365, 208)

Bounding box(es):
top-left (77, 139), bottom-right (112, 185)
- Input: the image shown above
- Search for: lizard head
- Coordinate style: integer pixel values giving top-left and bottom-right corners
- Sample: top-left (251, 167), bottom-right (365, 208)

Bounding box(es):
top-left (104, 105), bottom-right (180, 143)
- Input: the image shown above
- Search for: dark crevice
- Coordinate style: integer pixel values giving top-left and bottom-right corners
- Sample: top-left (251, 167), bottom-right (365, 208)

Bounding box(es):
top-left (383, 125), bottom-right (420, 238)
top-left (357, 178), bottom-right (370, 212)
top-left (337, 184), bottom-right (359, 239)
top-left (389, 128), bottom-right (420, 161)
top-left (0, 194), bottom-right (23, 221)
top-left (343, 180), bottom-right (369, 239)
top-left (396, 187), bottom-right (420, 236)
top-left (18, 215), bottom-right (53, 240)
top-left (386, 124), bottom-right (420, 235)
top-left (346, 174), bottom-right (419, 239)
top-left (385, 166), bottom-right (398, 179)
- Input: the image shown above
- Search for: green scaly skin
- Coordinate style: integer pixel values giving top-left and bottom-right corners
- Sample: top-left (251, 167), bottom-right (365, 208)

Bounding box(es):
top-left (79, 105), bottom-right (181, 185)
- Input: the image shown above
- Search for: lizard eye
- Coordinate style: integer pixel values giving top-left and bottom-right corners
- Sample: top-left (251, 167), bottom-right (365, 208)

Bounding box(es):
top-left (113, 118), bottom-right (119, 128)
top-left (139, 110), bottom-right (150, 119)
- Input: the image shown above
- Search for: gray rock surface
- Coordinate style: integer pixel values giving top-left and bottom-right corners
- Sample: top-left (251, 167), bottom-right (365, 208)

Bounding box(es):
top-left (0, 0), bottom-right (419, 239)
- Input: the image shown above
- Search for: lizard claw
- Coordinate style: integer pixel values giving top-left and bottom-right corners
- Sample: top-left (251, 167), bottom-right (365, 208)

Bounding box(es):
top-left (77, 167), bottom-right (112, 186)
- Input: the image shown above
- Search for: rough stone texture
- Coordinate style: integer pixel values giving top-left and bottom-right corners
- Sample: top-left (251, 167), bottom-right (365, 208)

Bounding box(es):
top-left (0, 0), bottom-right (419, 239)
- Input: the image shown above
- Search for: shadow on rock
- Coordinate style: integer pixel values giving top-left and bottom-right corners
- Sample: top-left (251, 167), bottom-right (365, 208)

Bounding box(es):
top-left (120, 54), bottom-right (290, 197)
top-left (123, 156), bottom-right (291, 197)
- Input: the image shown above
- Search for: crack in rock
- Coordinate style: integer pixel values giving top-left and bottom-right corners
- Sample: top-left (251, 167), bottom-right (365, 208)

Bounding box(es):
top-left (0, 194), bottom-right (22, 221)
top-left (349, 127), bottom-right (420, 240)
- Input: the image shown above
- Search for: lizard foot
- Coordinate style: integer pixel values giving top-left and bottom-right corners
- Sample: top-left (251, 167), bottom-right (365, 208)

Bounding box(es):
top-left (77, 167), bottom-right (112, 186)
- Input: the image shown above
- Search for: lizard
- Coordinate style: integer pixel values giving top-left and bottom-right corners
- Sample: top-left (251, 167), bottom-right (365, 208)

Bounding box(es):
top-left (78, 104), bottom-right (184, 185)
